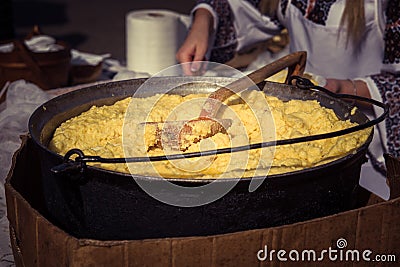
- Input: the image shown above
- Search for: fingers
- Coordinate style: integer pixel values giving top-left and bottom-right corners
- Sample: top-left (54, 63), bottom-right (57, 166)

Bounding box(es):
top-left (176, 8), bottom-right (213, 76)
top-left (176, 39), bottom-right (208, 75)
top-left (176, 42), bottom-right (196, 64)
top-left (176, 46), bottom-right (196, 75)
top-left (189, 45), bottom-right (207, 74)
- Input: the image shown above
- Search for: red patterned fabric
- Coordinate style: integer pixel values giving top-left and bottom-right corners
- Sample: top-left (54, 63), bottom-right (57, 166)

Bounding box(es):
top-left (383, 0), bottom-right (400, 64)
top-left (198, 0), bottom-right (339, 62)
top-left (371, 0), bottom-right (400, 162)
top-left (197, 0), bottom-right (240, 62)
top-left (306, 0), bottom-right (336, 25)
top-left (372, 72), bottom-right (400, 158)
top-left (196, 0), bottom-right (400, 166)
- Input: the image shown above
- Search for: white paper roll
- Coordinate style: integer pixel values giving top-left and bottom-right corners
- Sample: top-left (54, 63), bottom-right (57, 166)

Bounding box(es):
top-left (126, 9), bottom-right (189, 75)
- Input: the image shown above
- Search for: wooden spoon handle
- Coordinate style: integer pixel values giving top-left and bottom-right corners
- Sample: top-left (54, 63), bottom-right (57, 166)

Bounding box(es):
top-left (200, 51), bottom-right (307, 118)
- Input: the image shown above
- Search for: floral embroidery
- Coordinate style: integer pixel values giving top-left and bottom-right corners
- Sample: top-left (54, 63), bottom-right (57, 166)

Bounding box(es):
top-left (386, 0), bottom-right (400, 24)
top-left (210, 44), bottom-right (237, 63)
top-left (285, 0), bottom-right (336, 25)
top-left (291, 0), bottom-right (307, 16)
top-left (197, 0), bottom-right (239, 62)
top-left (280, 0), bottom-right (289, 16)
top-left (371, 0), bottom-right (400, 169)
top-left (197, 0), bottom-right (262, 63)
top-left (372, 73), bottom-right (400, 160)
top-left (383, 0), bottom-right (400, 64)
top-left (307, 0), bottom-right (336, 25)
top-left (195, 0), bottom-right (400, 171)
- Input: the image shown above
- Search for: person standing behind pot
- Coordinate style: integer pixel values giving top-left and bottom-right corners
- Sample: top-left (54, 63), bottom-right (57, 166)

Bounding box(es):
top-left (176, 0), bottom-right (400, 198)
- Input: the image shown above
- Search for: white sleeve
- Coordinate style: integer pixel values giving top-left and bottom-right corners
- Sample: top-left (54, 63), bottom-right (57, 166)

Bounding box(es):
top-left (227, 0), bottom-right (282, 51)
top-left (191, 3), bottom-right (218, 31)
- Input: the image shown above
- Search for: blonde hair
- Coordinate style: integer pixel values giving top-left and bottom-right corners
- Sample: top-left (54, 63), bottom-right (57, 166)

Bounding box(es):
top-left (259, 0), bottom-right (365, 47)
top-left (341, 0), bottom-right (365, 47)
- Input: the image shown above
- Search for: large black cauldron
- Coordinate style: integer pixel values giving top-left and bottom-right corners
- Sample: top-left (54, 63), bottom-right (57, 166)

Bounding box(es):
top-left (29, 77), bottom-right (381, 240)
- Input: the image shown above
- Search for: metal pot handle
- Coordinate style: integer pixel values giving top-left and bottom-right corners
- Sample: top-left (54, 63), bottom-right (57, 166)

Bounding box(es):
top-left (200, 51), bottom-right (307, 118)
top-left (52, 76), bottom-right (388, 174)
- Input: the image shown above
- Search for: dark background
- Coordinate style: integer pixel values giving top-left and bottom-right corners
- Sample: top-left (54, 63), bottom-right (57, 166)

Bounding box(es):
top-left (1, 0), bottom-right (195, 61)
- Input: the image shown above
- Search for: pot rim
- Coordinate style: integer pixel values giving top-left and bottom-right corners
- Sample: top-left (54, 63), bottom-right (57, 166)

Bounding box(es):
top-left (28, 76), bottom-right (375, 184)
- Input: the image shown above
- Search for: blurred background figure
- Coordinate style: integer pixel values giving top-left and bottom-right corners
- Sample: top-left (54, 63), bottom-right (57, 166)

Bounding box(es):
top-left (177, 0), bottom-right (400, 199)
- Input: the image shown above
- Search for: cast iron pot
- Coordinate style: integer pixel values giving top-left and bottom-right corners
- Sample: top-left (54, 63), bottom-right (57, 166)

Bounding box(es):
top-left (29, 76), bottom-right (382, 240)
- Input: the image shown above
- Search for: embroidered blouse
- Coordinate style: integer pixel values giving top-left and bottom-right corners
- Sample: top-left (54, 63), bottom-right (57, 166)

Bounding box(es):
top-left (192, 0), bottom-right (400, 174)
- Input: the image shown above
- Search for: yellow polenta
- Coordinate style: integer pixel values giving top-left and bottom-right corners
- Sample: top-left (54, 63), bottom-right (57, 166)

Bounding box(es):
top-left (49, 89), bottom-right (371, 178)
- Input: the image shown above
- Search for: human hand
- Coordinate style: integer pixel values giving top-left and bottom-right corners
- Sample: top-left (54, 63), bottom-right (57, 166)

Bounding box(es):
top-left (325, 78), bottom-right (370, 98)
top-left (324, 78), bottom-right (342, 93)
top-left (176, 29), bottom-right (208, 75)
top-left (176, 8), bottom-right (213, 75)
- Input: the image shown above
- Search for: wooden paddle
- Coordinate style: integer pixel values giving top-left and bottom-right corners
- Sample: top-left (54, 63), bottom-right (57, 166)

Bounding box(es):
top-left (147, 51), bottom-right (307, 151)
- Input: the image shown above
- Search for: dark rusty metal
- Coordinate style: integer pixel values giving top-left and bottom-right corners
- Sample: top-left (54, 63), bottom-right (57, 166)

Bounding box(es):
top-left (28, 76), bottom-right (378, 240)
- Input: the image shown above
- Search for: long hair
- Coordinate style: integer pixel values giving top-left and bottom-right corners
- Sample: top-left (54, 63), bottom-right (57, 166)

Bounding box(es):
top-left (258, 0), bottom-right (279, 17)
top-left (341, 0), bottom-right (365, 47)
top-left (258, 0), bottom-right (365, 47)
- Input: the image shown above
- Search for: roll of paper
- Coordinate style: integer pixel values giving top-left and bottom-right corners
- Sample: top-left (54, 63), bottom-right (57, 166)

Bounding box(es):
top-left (126, 9), bottom-right (189, 75)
